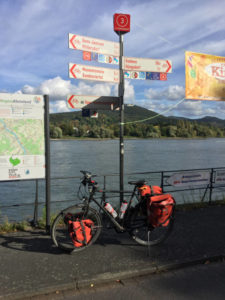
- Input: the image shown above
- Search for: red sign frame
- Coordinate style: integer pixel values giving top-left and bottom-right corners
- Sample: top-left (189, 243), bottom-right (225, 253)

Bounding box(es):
top-left (114, 13), bottom-right (130, 34)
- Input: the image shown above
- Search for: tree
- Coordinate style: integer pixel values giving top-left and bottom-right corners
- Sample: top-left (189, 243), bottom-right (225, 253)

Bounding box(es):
top-left (52, 127), bottom-right (62, 139)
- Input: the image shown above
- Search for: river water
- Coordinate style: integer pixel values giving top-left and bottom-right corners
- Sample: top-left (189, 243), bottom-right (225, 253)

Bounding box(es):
top-left (1, 138), bottom-right (225, 222)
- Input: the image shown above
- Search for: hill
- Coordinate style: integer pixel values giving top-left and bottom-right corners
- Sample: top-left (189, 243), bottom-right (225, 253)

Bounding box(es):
top-left (49, 105), bottom-right (225, 139)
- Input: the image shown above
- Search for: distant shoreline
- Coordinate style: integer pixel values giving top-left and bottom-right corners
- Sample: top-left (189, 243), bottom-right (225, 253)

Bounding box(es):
top-left (50, 136), bottom-right (222, 141)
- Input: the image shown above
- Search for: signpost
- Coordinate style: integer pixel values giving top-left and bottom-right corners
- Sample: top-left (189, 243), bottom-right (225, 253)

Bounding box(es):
top-left (68, 13), bottom-right (172, 205)
top-left (67, 95), bottom-right (119, 110)
top-left (69, 63), bottom-right (119, 83)
top-left (113, 13), bottom-right (130, 204)
top-left (123, 57), bottom-right (172, 73)
top-left (69, 33), bottom-right (120, 56)
top-left (0, 92), bottom-right (51, 232)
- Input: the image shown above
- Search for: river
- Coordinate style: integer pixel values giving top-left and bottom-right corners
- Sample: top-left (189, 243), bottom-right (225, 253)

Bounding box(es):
top-left (1, 138), bottom-right (225, 222)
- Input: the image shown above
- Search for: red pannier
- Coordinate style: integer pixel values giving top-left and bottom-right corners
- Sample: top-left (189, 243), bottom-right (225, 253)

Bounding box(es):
top-left (148, 194), bottom-right (175, 227)
top-left (67, 219), bottom-right (94, 247)
top-left (138, 185), bottom-right (162, 197)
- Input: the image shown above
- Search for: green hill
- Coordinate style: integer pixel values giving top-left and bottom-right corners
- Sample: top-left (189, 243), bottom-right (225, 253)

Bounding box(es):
top-left (49, 105), bottom-right (225, 139)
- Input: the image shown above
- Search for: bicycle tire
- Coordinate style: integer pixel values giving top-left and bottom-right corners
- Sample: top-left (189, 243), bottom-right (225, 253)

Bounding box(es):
top-left (51, 204), bottom-right (102, 252)
top-left (127, 207), bottom-right (174, 246)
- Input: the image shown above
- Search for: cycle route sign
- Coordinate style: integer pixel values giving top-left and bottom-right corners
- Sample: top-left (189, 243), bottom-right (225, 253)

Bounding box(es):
top-left (0, 93), bottom-right (45, 181)
top-left (69, 63), bottom-right (119, 83)
top-left (69, 33), bottom-right (120, 56)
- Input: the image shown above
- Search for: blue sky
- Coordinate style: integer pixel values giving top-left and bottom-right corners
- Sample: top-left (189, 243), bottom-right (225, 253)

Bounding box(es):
top-left (1, 0), bottom-right (225, 118)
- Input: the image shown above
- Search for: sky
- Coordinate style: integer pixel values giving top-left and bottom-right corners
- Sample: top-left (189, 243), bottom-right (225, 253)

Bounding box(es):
top-left (1, 0), bottom-right (225, 119)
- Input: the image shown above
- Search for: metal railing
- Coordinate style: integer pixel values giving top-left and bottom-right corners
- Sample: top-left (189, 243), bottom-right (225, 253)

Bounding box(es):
top-left (1, 167), bottom-right (225, 224)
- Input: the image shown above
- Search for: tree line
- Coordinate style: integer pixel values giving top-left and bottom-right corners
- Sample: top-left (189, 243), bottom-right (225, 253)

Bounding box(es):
top-left (50, 115), bottom-right (225, 139)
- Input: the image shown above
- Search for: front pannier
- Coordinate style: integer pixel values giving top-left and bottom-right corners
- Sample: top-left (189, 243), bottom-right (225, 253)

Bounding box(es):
top-left (67, 219), bottom-right (94, 247)
top-left (148, 194), bottom-right (175, 227)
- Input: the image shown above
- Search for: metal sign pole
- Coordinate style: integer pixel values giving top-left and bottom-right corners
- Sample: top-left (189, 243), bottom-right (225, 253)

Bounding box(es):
top-left (44, 94), bottom-right (51, 233)
top-left (119, 33), bottom-right (124, 205)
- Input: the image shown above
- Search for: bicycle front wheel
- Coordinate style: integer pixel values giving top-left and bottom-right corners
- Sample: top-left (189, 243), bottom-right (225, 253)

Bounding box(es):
top-left (51, 204), bottom-right (102, 252)
top-left (128, 208), bottom-right (174, 246)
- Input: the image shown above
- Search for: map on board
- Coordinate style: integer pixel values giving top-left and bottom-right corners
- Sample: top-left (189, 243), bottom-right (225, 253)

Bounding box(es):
top-left (0, 93), bottom-right (45, 181)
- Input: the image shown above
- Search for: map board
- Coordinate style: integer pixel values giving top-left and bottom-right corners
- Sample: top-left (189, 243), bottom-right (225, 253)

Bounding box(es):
top-left (0, 93), bottom-right (45, 181)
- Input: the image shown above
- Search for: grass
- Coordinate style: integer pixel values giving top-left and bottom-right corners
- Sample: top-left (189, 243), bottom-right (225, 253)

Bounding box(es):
top-left (0, 217), bottom-right (32, 234)
top-left (0, 206), bottom-right (58, 234)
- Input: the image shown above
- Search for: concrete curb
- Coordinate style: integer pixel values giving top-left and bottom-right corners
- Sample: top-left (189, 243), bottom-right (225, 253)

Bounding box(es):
top-left (3, 254), bottom-right (225, 300)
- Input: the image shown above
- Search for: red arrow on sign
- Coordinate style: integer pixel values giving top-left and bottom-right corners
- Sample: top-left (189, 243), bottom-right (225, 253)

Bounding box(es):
top-left (69, 35), bottom-right (77, 49)
top-left (70, 64), bottom-right (77, 78)
top-left (68, 95), bottom-right (75, 108)
top-left (166, 60), bottom-right (172, 73)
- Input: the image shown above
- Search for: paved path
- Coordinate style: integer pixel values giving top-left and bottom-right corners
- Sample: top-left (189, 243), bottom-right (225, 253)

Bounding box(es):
top-left (30, 261), bottom-right (225, 300)
top-left (0, 205), bottom-right (225, 299)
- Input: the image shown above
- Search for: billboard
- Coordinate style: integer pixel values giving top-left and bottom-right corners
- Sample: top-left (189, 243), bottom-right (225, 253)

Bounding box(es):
top-left (0, 93), bottom-right (45, 181)
top-left (185, 51), bottom-right (225, 101)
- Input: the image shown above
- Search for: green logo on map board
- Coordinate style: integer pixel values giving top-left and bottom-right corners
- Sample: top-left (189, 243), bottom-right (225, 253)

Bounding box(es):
top-left (9, 157), bottom-right (21, 167)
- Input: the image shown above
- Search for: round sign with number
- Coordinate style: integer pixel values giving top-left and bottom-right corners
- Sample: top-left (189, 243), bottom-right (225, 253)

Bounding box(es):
top-left (114, 13), bottom-right (130, 33)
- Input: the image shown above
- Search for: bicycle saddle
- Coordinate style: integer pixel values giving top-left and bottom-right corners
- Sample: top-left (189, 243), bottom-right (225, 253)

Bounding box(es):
top-left (128, 179), bottom-right (147, 187)
top-left (80, 170), bottom-right (92, 178)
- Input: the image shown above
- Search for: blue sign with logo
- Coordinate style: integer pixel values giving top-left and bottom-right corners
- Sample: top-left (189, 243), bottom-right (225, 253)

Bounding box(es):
top-left (146, 72), bottom-right (160, 80)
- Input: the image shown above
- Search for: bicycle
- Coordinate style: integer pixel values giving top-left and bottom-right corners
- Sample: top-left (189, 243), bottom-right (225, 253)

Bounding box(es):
top-left (51, 170), bottom-right (175, 252)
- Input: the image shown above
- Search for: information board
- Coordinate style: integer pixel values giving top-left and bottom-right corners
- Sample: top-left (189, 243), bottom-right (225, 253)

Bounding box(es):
top-left (0, 93), bottom-right (45, 181)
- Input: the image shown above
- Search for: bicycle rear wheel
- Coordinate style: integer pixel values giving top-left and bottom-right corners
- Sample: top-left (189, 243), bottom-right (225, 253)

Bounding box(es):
top-left (128, 207), bottom-right (174, 246)
top-left (51, 204), bottom-right (102, 252)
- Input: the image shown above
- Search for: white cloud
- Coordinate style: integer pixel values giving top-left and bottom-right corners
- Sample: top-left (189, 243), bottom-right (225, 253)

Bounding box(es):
top-left (113, 80), bottom-right (135, 104)
top-left (145, 85), bottom-right (185, 101)
top-left (50, 100), bottom-right (70, 113)
top-left (1, 0), bottom-right (225, 119)
top-left (18, 76), bottom-right (136, 112)
top-left (171, 100), bottom-right (219, 118)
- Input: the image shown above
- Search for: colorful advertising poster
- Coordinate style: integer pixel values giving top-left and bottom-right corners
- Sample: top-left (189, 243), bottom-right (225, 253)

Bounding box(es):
top-left (0, 93), bottom-right (45, 181)
top-left (185, 51), bottom-right (225, 101)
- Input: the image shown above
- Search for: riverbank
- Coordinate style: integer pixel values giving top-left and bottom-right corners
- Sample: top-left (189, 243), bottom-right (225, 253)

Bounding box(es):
top-left (50, 136), bottom-right (219, 141)
top-left (1, 200), bottom-right (225, 234)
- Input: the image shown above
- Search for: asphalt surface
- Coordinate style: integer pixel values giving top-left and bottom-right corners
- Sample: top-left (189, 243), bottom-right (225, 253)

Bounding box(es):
top-left (0, 205), bottom-right (225, 299)
top-left (28, 261), bottom-right (225, 300)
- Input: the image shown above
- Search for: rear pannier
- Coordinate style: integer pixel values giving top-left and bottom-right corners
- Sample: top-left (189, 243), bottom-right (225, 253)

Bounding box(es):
top-left (138, 185), bottom-right (162, 197)
top-left (138, 184), bottom-right (175, 227)
top-left (148, 194), bottom-right (175, 227)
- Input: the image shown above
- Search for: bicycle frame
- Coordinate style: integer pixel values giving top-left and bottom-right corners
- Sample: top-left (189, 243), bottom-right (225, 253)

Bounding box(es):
top-left (83, 183), bottom-right (140, 232)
